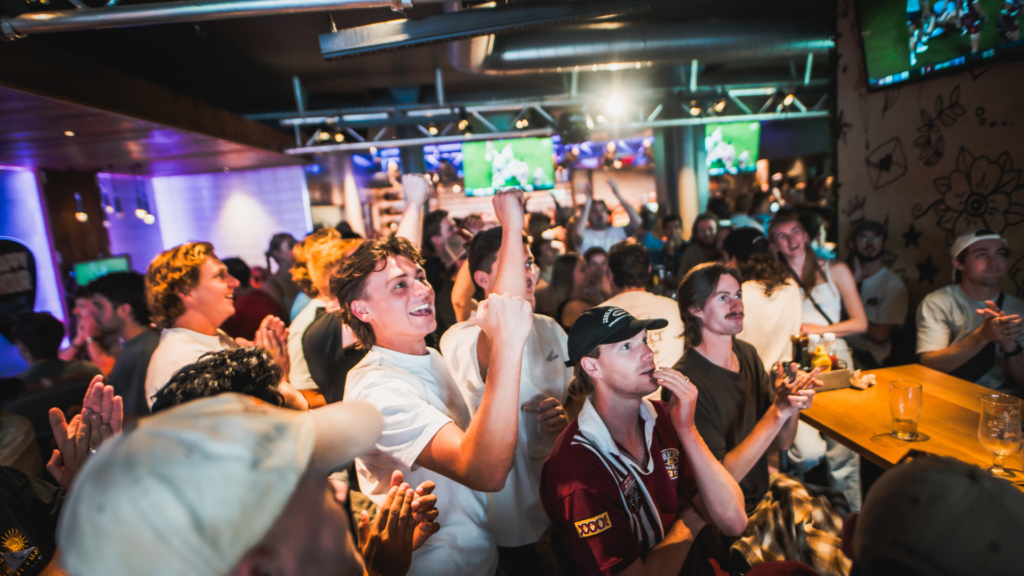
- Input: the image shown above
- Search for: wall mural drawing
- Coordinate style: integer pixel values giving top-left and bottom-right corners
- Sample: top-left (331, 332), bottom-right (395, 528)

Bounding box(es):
top-left (913, 147), bottom-right (1024, 242)
top-left (865, 137), bottom-right (909, 189)
top-left (913, 85), bottom-right (967, 167)
top-left (902, 223), bottom-right (923, 248)
top-left (1010, 254), bottom-right (1024, 299)
top-left (916, 255), bottom-right (941, 285)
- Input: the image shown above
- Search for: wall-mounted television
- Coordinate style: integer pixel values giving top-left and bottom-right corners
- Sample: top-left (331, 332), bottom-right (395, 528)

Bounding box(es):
top-left (73, 255), bottom-right (131, 286)
top-left (462, 137), bottom-right (555, 196)
top-left (705, 122), bottom-right (761, 176)
top-left (857, 0), bottom-right (1024, 90)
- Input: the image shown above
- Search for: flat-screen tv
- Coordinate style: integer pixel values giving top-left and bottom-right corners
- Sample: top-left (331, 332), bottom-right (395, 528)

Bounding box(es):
top-left (74, 255), bottom-right (130, 286)
top-left (705, 122), bottom-right (760, 176)
top-left (462, 137), bottom-right (555, 196)
top-left (857, 0), bottom-right (1024, 89)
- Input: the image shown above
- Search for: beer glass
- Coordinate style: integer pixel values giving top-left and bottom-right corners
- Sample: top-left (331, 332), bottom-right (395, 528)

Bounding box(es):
top-left (978, 395), bottom-right (1022, 478)
top-left (522, 395), bottom-right (556, 460)
top-left (890, 380), bottom-right (922, 441)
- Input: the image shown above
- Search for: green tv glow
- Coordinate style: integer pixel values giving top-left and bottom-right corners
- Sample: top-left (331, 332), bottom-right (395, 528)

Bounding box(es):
top-left (462, 137), bottom-right (555, 196)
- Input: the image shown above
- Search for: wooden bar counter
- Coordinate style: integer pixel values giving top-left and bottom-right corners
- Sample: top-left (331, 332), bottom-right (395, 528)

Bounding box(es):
top-left (800, 364), bottom-right (1023, 480)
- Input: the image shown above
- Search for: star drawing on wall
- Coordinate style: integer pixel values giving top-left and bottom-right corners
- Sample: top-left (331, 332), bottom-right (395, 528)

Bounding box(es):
top-left (916, 255), bottom-right (940, 285)
top-left (902, 223), bottom-right (922, 248)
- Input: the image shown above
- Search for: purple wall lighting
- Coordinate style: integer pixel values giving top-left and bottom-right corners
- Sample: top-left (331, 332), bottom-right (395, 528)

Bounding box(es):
top-left (0, 167), bottom-right (65, 376)
top-left (99, 172), bottom-right (167, 275)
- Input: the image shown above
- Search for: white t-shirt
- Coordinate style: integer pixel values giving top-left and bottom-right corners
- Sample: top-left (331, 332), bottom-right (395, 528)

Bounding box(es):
top-left (440, 314), bottom-right (572, 547)
top-left (737, 279), bottom-right (803, 371)
top-left (600, 291), bottom-right (686, 368)
top-left (144, 328), bottom-right (237, 408)
top-left (287, 298), bottom-right (327, 390)
top-left (578, 225), bottom-right (628, 254)
top-left (916, 284), bottom-right (1024, 392)
top-left (845, 267), bottom-right (908, 364)
top-left (344, 346), bottom-right (498, 576)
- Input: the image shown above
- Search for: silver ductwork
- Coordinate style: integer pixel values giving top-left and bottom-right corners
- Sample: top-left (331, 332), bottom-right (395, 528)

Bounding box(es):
top-left (449, 20), bottom-right (833, 75)
top-left (1, 0), bottom-right (445, 39)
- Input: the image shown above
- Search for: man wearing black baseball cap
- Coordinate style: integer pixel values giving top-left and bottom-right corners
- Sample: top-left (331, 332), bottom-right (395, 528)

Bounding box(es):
top-left (540, 306), bottom-right (747, 575)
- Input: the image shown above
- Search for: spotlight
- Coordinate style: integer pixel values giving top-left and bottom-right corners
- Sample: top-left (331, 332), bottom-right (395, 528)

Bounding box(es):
top-left (136, 208), bottom-right (148, 219)
top-left (605, 95), bottom-right (625, 115)
top-left (75, 211), bottom-right (88, 222)
top-left (104, 205), bottom-right (115, 214)
top-left (64, 131), bottom-right (75, 137)
top-left (783, 94), bottom-right (795, 106)
top-left (596, 115), bottom-right (607, 124)
top-left (689, 102), bottom-right (702, 117)
top-left (458, 119), bottom-right (469, 131)
top-left (369, 146), bottom-right (377, 154)
top-left (334, 132), bottom-right (345, 143)
top-left (428, 126), bottom-right (438, 135)
top-left (316, 130), bottom-right (331, 142)
top-left (144, 213), bottom-right (156, 225)
top-left (713, 100), bottom-right (727, 113)
top-left (521, 119), bottom-right (528, 128)
top-left (515, 120), bottom-right (523, 129)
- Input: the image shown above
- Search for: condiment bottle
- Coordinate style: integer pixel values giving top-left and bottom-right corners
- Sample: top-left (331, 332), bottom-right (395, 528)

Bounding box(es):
top-left (824, 333), bottom-right (839, 370)
top-left (810, 334), bottom-right (831, 372)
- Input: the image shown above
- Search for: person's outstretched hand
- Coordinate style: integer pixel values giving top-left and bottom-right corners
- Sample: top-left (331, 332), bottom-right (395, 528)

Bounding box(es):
top-left (401, 173), bottom-right (430, 208)
top-left (476, 292), bottom-right (533, 348)
top-left (360, 482), bottom-right (418, 576)
top-left (237, 315), bottom-right (291, 374)
top-left (46, 376), bottom-right (123, 490)
top-left (492, 188), bottom-right (526, 232)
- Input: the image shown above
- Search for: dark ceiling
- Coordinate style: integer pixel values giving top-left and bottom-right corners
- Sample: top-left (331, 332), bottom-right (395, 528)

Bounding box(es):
top-left (6, 0), bottom-right (835, 119)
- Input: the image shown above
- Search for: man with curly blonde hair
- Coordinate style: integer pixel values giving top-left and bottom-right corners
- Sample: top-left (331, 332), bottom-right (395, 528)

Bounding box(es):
top-left (144, 242), bottom-right (289, 410)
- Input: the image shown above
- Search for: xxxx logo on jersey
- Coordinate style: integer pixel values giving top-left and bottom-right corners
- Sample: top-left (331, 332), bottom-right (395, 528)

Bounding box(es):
top-left (574, 511), bottom-right (613, 539)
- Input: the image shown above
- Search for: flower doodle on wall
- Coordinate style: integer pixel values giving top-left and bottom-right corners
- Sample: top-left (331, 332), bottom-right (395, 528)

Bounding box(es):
top-left (913, 147), bottom-right (1024, 242)
top-left (913, 85), bottom-right (967, 166)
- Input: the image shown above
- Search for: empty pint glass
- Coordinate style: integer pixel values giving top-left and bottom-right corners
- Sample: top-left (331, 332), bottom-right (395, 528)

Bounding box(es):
top-left (890, 380), bottom-right (923, 441)
top-left (522, 395), bottom-right (556, 460)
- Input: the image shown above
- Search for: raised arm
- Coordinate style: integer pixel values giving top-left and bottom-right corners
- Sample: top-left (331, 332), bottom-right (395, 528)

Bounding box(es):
top-left (573, 183), bottom-right (593, 249)
top-left (608, 178), bottom-right (641, 234)
top-left (395, 173), bottom-right (430, 249)
top-left (656, 369), bottom-right (747, 536)
top-left (415, 293), bottom-right (533, 492)
top-left (723, 367), bottom-right (817, 482)
top-left (800, 262), bottom-right (868, 337)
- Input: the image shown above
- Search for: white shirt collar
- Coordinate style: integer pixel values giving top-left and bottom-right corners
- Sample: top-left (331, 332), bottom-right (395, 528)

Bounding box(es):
top-left (576, 396), bottom-right (659, 473)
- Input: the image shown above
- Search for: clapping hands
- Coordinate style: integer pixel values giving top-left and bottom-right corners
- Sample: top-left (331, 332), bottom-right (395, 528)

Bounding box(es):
top-left (773, 363), bottom-right (820, 418)
top-left (46, 376), bottom-right (124, 490)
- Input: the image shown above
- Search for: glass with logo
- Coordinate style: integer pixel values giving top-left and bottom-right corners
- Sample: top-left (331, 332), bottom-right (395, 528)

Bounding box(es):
top-left (890, 380), bottom-right (922, 441)
top-left (522, 394), bottom-right (557, 459)
top-left (979, 394), bottom-right (1021, 478)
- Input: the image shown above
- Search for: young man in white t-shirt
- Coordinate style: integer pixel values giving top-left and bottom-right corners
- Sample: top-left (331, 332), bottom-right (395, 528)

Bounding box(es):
top-left (335, 213), bottom-right (534, 576)
top-left (600, 240), bottom-right (686, 369)
top-left (144, 242), bottom-right (291, 409)
top-left (573, 179), bottom-right (640, 253)
top-left (917, 229), bottom-right (1024, 393)
top-left (441, 190), bottom-right (578, 574)
top-left (845, 221), bottom-right (909, 367)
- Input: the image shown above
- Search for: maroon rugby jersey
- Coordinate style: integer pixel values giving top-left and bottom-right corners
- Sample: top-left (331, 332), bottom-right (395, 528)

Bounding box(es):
top-left (540, 399), bottom-right (720, 576)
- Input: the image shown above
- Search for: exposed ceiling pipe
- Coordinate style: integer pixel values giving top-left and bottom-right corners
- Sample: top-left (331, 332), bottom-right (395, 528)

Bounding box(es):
top-left (1, 0), bottom-right (446, 39)
top-left (448, 20), bottom-right (833, 75)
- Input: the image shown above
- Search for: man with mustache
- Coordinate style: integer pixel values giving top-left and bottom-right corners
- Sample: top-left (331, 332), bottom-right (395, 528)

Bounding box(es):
top-left (674, 263), bottom-right (849, 576)
top-left (442, 189), bottom-right (578, 574)
top-left (844, 221), bottom-right (909, 368)
top-left (335, 186), bottom-right (534, 576)
top-left (541, 306), bottom-right (748, 576)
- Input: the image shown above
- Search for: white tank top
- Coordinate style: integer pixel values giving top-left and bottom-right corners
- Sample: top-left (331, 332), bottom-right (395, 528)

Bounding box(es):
top-left (801, 260), bottom-right (842, 326)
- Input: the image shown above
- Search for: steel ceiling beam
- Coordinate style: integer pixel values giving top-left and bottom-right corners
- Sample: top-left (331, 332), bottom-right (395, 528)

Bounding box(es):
top-left (285, 128), bottom-right (554, 154)
top-left (318, 0), bottom-right (659, 59)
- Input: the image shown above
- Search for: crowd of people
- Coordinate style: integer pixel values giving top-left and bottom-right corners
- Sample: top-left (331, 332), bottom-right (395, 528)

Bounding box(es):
top-left (2, 174), bottom-right (1022, 576)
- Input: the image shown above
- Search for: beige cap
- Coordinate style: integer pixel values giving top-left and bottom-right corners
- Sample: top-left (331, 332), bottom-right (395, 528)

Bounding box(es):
top-left (853, 456), bottom-right (1024, 576)
top-left (950, 229), bottom-right (1007, 281)
top-left (57, 393), bottom-right (383, 576)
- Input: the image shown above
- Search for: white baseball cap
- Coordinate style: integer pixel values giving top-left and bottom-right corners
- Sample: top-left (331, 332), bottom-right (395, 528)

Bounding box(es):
top-left (950, 229), bottom-right (1007, 280)
top-left (57, 393), bottom-right (383, 576)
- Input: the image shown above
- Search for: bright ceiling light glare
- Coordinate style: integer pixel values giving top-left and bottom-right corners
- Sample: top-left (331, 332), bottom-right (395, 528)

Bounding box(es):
top-left (634, 62), bottom-right (641, 69)
top-left (317, 131), bottom-right (330, 142)
top-left (605, 95), bottom-right (625, 115)
top-left (369, 146), bottom-right (377, 154)
top-left (428, 126), bottom-right (438, 135)
top-left (689, 103), bottom-right (702, 117)
top-left (453, 184), bottom-right (462, 193)
top-left (144, 213), bottom-right (156, 225)
top-left (74, 212), bottom-right (88, 223)
top-left (783, 94), bottom-right (795, 106)
top-left (64, 131), bottom-right (75, 137)
top-left (596, 115), bottom-right (607, 124)
top-left (334, 132), bottom-right (345, 142)
top-left (104, 205), bottom-right (115, 214)
top-left (458, 119), bottom-right (469, 130)
top-left (521, 119), bottom-right (529, 128)
top-left (713, 100), bottom-right (726, 113)
top-left (135, 208), bottom-right (148, 219)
